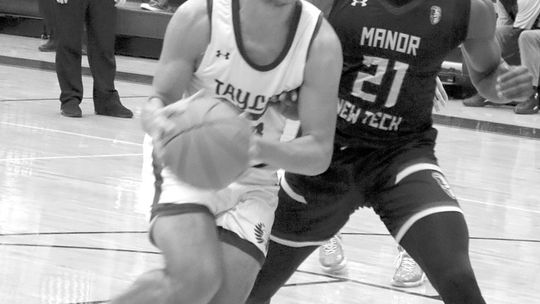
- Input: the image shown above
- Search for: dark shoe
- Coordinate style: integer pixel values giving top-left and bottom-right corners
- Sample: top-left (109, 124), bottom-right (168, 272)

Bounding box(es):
top-left (514, 94), bottom-right (539, 114)
top-left (61, 100), bottom-right (82, 118)
top-left (140, 0), bottom-right (176, 13)
top-left (95, 100), bottom-right (133, 118)
top-left (462, 94), bottom-right (487, 107)
top-left (38, 39), bottom-right (56, 52)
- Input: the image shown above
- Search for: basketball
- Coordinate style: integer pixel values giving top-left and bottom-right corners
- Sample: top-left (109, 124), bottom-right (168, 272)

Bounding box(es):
top-left (160, 95), bottom-right (252, 190)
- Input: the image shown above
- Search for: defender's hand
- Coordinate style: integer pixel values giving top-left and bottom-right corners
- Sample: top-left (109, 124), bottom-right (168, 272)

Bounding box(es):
top-left (269, 89), bottom-right (299, 120)
top-left (433, 76), bottom-right (448, 112)
top-left (496, 65), bottom-right (534, 102)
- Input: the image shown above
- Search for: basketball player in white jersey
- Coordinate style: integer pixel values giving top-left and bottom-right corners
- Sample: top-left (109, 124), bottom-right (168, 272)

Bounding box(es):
top-left (110, 0), bottom-right (342, 304)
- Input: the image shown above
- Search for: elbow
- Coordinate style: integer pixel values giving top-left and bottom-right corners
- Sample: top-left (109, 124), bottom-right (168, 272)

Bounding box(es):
top-left (304, 145), bottom-right (333, 176)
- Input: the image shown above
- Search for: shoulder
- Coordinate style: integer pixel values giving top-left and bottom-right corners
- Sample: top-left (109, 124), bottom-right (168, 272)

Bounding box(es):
top-left (168, 0), bottom-right (210, 32)
top-left (160, 0), bottom-right (211, 61)
top-left (466, 0), bottom-right (497, 40)
top-left (309, 18), bottom-right (342, 60)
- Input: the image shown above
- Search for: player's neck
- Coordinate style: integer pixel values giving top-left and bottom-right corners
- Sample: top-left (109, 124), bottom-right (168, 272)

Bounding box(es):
top-left (239, 0), bottom-right (297, 33)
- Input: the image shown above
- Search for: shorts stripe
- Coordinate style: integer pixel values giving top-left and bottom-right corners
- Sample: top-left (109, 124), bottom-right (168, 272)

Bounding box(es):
top-left (395, 206), bottom-right (463, 243)
top-left (219, 227), bottom-right (266, 267)
top-left (280, 177), bottom-right (307, 204)
top-left (151, 149), bottom-right (164, 208)
top-left (148, 203), bottom-right (213, 245)
top-left (395, 163), bottom-right (442, 184)
top-left (270, 235), bottom-right (328, 247)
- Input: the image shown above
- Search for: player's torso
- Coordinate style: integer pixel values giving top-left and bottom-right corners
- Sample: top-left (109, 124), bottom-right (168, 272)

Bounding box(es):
top-left (188, 0), bottom-right (321, 144)
top-left (328, 0), bottom-right (470, 148)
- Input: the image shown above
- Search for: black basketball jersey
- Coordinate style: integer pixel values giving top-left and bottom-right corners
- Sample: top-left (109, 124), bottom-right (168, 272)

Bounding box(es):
top-left (328, 0), bottom-right (470, 148)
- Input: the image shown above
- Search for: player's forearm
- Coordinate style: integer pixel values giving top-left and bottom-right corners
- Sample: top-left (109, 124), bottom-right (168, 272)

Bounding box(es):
top-left (253, 135), bottom-right (333, 176)
top-left (465, 56), bottom-right (509, 103)
top-left (141, 97), bottom-right (165, 135)
top-left (470, 69), bottom-right (505, 103)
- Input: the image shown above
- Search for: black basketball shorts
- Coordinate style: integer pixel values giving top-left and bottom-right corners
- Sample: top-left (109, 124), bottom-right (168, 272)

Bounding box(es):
top-left (270, 132), bottom-right (462, 246)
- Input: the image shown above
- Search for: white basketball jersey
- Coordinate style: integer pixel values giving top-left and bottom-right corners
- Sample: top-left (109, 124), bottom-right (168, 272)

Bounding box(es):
top-left (189, 0), bottom-right (319, 147)
top-left (184, 0), bottom-right (322, 183)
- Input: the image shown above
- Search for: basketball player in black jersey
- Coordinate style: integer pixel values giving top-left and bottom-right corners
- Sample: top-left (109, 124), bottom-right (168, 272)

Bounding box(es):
top-left (246, 0), bottom-right (534, 303)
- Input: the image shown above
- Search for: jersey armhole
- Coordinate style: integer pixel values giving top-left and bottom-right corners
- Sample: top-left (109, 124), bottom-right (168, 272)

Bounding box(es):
top-left (306, 13), bottom-right (323, 61)
top-left (207, 0), bottom-right (213, 38)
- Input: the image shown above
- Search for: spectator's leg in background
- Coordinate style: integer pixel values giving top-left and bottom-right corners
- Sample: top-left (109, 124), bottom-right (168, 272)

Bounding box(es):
top-left (54, 0), bottom-right (85, 116)
top-left (495, 25), bottom-right (523, 65)
top-left (515, 30), bottom-right (540, 114)
top-left (86, 0), bottom-right (132, 118)
top-left (140, 0), bottom-right (174, 13)
top-left (38, 0), bottom-right (56, 52)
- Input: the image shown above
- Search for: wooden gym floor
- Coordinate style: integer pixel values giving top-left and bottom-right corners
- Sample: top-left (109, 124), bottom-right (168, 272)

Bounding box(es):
top-left (0, 33), bottom-right (539, 304)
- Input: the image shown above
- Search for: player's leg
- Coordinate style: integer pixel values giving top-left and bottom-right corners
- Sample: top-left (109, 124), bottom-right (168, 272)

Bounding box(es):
top-left (209, 240), bottom-right (261, 304)
top-left (247, 168), bottom-right (354, 303)
top-left (246, 241), bottom-right (318, 304)
top-left (111, 210), bottom-right (224, 304)
top-left (112, 139), bottom-right (225, 304)
top-left (209, 185), bottom-right (279, 304)
top-left (377, 165), bottom-right (485, 304)
top-left (399, 211), bottom-right (484, 303)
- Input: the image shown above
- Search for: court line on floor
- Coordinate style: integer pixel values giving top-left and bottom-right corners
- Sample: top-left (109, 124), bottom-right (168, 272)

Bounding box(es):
top-left (459, 197), bottom-right (540, 215)
top-left (0, 121), bottom-right (143, 146)
top-left (433, 113), bottom-right (539, 140)
top-left (0, 242), bottom-right (443, 303)
top-left (0, 153), bottom-right (143, 162)
top-left (337, 233), bottom-right (540, 244)
top-left (4, 231), bottom-right (537, 303)
top-left (0, 95), bottom-right (148, 102)
top-left (295, 269), bottom-right (442, 301)
top-left (2, 231), bottom-right (539, 243)
top-left (284, 278), bottom-right (347, 287)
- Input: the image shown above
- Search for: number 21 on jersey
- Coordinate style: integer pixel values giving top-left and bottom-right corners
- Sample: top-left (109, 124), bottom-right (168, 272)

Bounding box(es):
top-left (351, 55), bottom-right (409, 108)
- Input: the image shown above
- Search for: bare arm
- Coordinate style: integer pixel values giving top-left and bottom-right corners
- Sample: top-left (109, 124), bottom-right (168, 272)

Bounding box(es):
top-left (462, 0), bottom-right (534, 103)
top-left (141, 0), bottom-right (209, 138)
top-left (253, 19), bottom-right (342, 176)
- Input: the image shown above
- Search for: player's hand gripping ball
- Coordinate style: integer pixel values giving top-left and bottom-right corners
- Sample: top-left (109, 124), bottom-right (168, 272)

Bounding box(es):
top-left (160, 95), bottom-right (252, 190)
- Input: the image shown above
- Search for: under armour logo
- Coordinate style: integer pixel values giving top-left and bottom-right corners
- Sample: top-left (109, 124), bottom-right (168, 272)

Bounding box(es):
top-left (216, 50), bottom-right (230, 60)
top-left (351, 0), bottom-right (368, 7)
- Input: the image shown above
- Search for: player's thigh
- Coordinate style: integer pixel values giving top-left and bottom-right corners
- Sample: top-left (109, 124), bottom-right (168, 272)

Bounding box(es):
top-left (211, 185), bottom-right (278, 303)
top-left (209, 241), bottom-right (261, 304)
top-left (271, 169), bottom-right (357, 246)
top-left (151, 209), bottom-right (222, 276)
top-left (215, 183), bottom-right (278, 257)
top-left (374, 167), bottom-right (462, 243)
